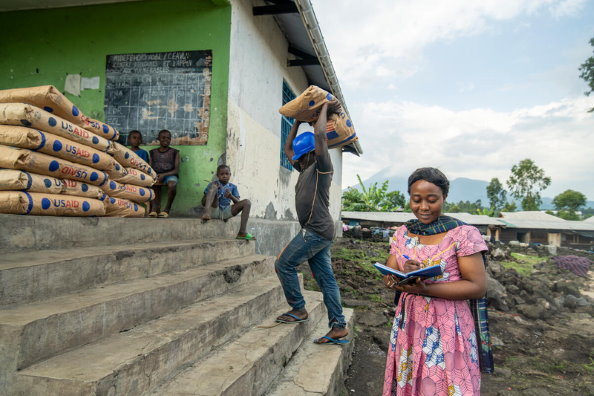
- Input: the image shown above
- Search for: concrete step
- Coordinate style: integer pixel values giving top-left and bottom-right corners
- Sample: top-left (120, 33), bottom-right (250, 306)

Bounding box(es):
top-left (0, 238), bottom-right (255, 306)
top-left (152, 291), bottom-right (327, 396)
top-left (0, 214), bottom-right (243, 253)
top-left (266, 308), bottom-right (356, 396)
top-left (13, 276), bottom-right (287, 396)
top-left (0, 255), bottom-right (273, 380)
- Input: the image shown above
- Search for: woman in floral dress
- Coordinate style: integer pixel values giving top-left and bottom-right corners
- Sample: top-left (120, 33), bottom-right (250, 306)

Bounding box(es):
top-left (382, 168), bottom-right (488, 396)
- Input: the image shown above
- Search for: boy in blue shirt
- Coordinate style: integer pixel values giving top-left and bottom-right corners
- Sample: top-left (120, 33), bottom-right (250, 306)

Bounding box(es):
top-left (127, 130), bottom-right (150, 163)
top-left (202, 165), bottom-right (255, 240)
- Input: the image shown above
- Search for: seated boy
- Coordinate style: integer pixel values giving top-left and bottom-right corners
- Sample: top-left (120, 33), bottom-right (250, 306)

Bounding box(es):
top-left (202, 165), bottom-right (255, 240)
top-left (148, 129), bottom-right (180, 218)
top-left (127, 130), bottom-right (149, 163)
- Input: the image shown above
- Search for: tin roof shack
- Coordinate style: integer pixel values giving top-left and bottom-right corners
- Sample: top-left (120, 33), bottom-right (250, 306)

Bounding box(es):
top-left (0, 0), bottom-right (362, 254)
top-left (499, 211), bottom-right (594, 250)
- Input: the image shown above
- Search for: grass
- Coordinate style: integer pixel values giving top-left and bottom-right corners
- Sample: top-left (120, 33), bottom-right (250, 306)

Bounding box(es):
top-left (368, 294), bottom-right (383, 302)
top-left (499, 252), bottom-right (547, 276)
top-left (333, 243), bottom-right (389, 280)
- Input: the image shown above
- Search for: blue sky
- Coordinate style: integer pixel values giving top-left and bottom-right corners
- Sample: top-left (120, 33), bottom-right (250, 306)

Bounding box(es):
top-left (311, 0), bottom-right (594, 200)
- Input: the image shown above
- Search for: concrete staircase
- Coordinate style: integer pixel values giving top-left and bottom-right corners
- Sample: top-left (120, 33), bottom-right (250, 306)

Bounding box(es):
top-left (0, 214), bottom-right (354, 395)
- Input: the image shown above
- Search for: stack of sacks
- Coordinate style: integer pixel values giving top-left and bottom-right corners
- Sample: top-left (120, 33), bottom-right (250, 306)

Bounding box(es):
top-left (0, 85), bottom-right (155, 217)
top-left (101, 141), bottom-right (156, 217)
top-left (278, 85), bottom-right (357, 149)
top-left (0, 143), bottom-right (107, 216)
top-left (0, 101), bottom-right (116, 216)
top-left (0, 86), bottom-right (155, 217)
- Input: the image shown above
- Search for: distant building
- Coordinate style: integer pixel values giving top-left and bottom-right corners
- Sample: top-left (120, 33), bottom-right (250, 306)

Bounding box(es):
top-left (499, 211), bottom-right (594, 250)
top-left (341, 211), bottom-right (503, 235)
top-left (341, 210), bottom-right (594, 250)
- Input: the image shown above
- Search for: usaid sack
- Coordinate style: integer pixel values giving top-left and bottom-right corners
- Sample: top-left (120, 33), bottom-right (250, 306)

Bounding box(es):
top-left (0, 85), bottom-right (120, 141)
top-left (111, 167), bottom-right (155, 187)
top-left (279, 85), bottom-right (336, 122)
top-left (104, 196), bottom-right (146, 217)
top-left (0, 191), bottom-right (105, 216)
top-left (0, 103), bottom-right (112, 152)
top-left (110, 142), bottom-right (155, 176)
top-left (0, 125), bottom-right (117, 170)
top-left (325, 109), bottom-right (358, 149)
top-left (0, 169), bottom-right (105, 199)
top-left (101, 179), bottom-right (154, 203)
top-left (0, 145), bottom-right (108, 186)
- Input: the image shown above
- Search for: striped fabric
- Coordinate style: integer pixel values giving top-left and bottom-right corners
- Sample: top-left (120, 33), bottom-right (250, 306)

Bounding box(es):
top-left (470, 296), bottom-right (494, 374)
top-left (404, 215), bottom-right (467, 236)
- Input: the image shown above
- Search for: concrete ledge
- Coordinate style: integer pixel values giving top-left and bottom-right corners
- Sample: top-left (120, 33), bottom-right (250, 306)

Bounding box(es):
top-left (0, 214), bottom-right (242, 253)
top-left (0, 238), bottom-right (255, 306)
top-left (151, 291), bottom-right (326, 396)
top-left (14, 276), bottom-right (286, 396)
top-left (267, 308), bottom-right (356, 396)
top-left (0, 255), bottom-right (273, 373)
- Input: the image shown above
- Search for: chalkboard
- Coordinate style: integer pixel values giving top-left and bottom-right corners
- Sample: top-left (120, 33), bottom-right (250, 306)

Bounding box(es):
top-left (104, 50), bottom-right (212, 146)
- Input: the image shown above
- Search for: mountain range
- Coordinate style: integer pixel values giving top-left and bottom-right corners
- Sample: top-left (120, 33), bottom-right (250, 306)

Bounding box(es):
top-left (346, 169), bottom-right (594, 210)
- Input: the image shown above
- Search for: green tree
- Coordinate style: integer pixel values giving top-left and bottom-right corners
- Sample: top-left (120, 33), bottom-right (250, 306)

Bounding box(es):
top-left (502, 201), bottom-right (517, 212)
top-left (486, 177), bottom-right (507, 215)
top-left (507, 159), bottom-right (551, 211)
top-left (552, 189), bottom-right (587, 220)
top-left (342, 175), bottom-right (405, 212)
top-left (579, 37), bottom-right (594, 112)
top-left (443, 200), bottom-right (485, 214)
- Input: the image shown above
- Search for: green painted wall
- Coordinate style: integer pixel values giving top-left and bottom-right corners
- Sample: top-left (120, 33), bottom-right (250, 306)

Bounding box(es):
top-left (0, 0), bottom-right (231, 215)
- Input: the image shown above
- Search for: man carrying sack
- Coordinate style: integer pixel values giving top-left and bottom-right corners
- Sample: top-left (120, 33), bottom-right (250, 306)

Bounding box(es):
top-left (274, 101), bottom-right (349, 345)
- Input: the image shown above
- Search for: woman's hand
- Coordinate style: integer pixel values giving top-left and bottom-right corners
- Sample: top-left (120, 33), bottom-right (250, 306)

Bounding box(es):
top-left (403, 259), bottom-right (421, 273)
top-left (396, 278), bottom-right (427, 294)
top-left (383, 274), bottom-right (398, 289)
top-left (384, 274), bottom-right (428, 294)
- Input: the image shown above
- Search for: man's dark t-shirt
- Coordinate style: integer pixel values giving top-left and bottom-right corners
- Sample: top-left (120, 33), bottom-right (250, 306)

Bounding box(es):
top-left (294, 148), bottom-right (335, 241)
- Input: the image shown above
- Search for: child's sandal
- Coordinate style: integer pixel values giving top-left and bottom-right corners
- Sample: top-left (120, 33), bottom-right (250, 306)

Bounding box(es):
top-left (148, 211), bottom-right (158, 218)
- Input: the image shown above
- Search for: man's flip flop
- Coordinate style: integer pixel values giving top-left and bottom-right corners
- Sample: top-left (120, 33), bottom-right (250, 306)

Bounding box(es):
top-left (276, 313), bottom-right (308, 324)
top-left (236, 233), bottom-right (256, 241)
top-left (313, 336), bottom-right (350, 345)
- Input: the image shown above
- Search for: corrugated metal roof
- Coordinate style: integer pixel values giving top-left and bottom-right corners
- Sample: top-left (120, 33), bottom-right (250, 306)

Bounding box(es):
top-left (499, 211), bottom-right (594, 231)
top-left (341, 210), bottom-right (594, 232)
top-left (341, 211), bottom-right (502, 226)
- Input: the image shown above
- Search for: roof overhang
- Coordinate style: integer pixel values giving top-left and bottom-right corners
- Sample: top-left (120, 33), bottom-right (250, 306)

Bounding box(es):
top-left (257, 0), bottom-right (363, 156)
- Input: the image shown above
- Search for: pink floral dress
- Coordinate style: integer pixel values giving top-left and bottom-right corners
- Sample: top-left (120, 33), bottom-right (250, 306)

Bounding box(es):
top-left (383, 225), bottom-right (488, 396)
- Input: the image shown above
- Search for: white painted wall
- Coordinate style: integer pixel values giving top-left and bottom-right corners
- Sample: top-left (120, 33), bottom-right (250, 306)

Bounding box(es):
top-left (226, 0), bottom-right (344, 225)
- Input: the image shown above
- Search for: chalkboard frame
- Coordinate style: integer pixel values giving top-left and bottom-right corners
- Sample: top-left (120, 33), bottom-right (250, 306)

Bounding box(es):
top-left (104, 50), bottom-right (212, 146)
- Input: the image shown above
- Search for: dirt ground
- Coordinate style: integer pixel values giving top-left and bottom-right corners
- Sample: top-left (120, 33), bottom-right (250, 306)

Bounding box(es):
top-left (302, 238), bottom-right (594, 396)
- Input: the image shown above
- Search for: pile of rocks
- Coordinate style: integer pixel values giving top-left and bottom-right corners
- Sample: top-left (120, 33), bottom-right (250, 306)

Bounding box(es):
top-left (485, 243), bottom-right (593, 321)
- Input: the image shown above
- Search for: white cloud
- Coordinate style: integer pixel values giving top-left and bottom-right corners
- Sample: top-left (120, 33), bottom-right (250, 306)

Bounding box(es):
top-left (312, 0), bottom-right (587, 84)
top-left (549, 0), bottom-right (587, 17)
top-left (342, 96), bottom-right (594, 198)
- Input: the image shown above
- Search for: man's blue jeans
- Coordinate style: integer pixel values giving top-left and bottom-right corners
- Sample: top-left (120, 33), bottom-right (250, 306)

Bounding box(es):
top-left (275, 228), bottom-right (346, 328)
